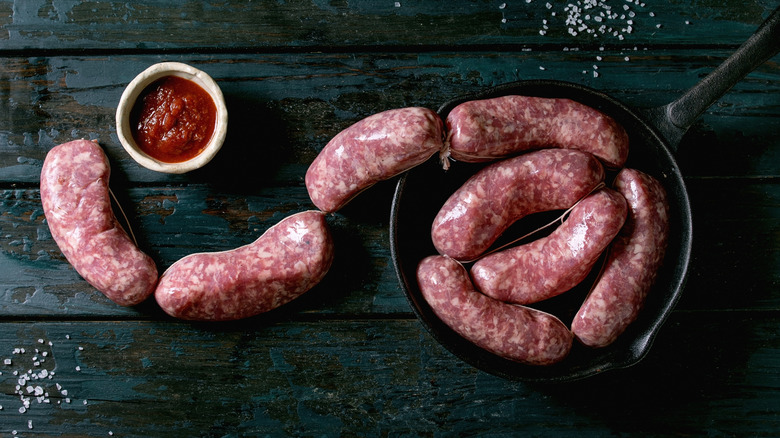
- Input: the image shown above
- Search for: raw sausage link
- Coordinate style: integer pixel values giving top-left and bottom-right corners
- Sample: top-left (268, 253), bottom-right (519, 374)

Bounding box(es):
top-left (305, 107), bottom-right (445, 213)
top-left (571, 169), bottom-right (670, 347)
top-left (445, 95), bottom-right (629, 168)
top-left (40, 139), bottom-right (158, 306)
top-left (417, 255), bottom-right (573, 365)
top-left (432, 149), bottom-right (605, 261)
top-left (471, 188), bottom-right (627, 305)
top-left (155, 210), bottom-right (334, 321)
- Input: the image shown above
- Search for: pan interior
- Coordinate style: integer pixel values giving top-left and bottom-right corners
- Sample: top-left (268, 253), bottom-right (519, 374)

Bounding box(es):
top-left (389, 80), bottom-right (692, 382)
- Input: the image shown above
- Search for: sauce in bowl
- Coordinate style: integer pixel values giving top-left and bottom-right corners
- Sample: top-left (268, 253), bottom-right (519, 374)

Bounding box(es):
top-left (130, 75), bottom-right (217, 163)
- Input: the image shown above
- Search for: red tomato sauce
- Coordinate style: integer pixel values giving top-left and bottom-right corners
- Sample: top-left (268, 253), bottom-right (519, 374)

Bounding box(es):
top-left (130, 75), bottom-right (217, 163)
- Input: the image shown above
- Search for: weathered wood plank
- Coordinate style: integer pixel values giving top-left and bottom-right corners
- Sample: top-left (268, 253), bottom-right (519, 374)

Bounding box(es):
top-left (0, 312), bottom-right (777, 436)
top-left (1, 177), bottom-right (779, 318)
top-left (0, 0), bottom-right (775, 51)
top-left (1, 50), bottom-right (778, 185)
top-left (0, 180), bottom-right (404, 318)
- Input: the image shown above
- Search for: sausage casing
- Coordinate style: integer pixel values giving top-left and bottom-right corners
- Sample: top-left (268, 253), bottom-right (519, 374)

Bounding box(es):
top-left (445, 95), bottom-right (629, 168)
top-left (471, 188), bottom-right (627, 305)
top-left (417, 255), bottom-right (573, 366)
top-left (431, 149), bottom-right (605, 261)
top-left (155, 210), bottom-right (334, 321)
top-left (571, 169), bottom-right (670, 347)
top-left (305, 107), bottom-right (444, 213)
top-left (40, 139), bottom-right (158, 306)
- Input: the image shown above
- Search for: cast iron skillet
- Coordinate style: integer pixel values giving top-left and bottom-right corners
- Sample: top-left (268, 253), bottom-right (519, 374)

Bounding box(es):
top-left (390, 7), bottom-right (780, 382)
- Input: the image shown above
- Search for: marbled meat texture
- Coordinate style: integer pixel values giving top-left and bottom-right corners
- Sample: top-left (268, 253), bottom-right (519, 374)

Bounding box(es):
top-left (432, 149), bottom-right (605, 261)
top-left (306, 107), bottom-right (444, 213)
top-left (571, 168), bottom-right (670, 348)
top-left (39, 139), bottom-right (158, 306)
top-left (445, 95), bottom-right (629, 168)
top-left (471, 188), bottom-right (627, 305)
top-left (154, 210), bottom-right (334, 321)
top-left (417, 255), bottom-right (573, 366)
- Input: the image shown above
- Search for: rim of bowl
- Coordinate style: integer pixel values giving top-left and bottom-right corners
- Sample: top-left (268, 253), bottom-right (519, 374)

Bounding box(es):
top-left (115, 61), bottom-right (228, 174)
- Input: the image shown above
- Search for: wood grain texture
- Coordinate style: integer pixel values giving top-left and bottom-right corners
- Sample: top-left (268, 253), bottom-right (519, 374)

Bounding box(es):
top-left (1, 178), bottom-right (779, 318)
top-left (1, 50), bottom-right (778, 185)
top-left (1, 0), bottom-right (779, 436)
top-left (0, 313), bottom-right (778, 436)
top-left (0, 1), bottom-right (775, 50)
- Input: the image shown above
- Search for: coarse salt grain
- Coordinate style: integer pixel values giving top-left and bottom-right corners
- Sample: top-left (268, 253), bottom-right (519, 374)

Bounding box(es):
top-left (5, 338), bottom-right (84, 424)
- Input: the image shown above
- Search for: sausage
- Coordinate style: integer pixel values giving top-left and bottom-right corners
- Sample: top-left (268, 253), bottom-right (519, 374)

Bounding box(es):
top-left (417, 255), bottom-right (573, 365)
top-left (431, 149), bottom-right (605, 261)
top-left (154, 210), bottom-right (334, 321)
top-left (305, 107), bottom-right (444, 213)
top-left (445, 95), bottom-right (629, 168)
top-left (471, 188), bottom-right (627, 305)
top-left (571, 169), bottom-right (670, 347)
top-left (39, 139), bottom-right (158, 306)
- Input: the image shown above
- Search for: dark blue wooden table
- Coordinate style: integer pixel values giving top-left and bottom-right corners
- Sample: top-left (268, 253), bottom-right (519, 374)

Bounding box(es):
top-left (1, 1), bottom-right (779, 436)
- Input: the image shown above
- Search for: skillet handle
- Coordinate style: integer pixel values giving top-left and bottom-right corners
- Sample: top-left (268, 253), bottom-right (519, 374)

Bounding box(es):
top-left (643, 6), bottom-right (780, 152)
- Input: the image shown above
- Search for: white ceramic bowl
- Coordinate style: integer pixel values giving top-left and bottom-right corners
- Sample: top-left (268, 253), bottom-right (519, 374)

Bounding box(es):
top-left (116, 62), bottom-right (228, 174)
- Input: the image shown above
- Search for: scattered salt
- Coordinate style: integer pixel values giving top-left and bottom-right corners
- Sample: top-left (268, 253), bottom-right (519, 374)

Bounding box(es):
top-left (4, 337), bottom-right (86, 429)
